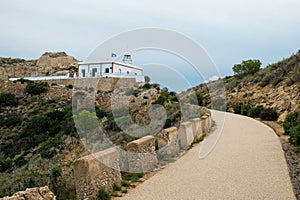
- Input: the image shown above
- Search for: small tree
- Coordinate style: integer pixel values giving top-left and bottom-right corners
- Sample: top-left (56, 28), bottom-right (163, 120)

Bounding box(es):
top-left (259, 108), bottom-right (278, 121)
top-left (283, 112), bottom-right (300, 135)
top-left (232, 59), bottom-right (261, 77)
top-left (25, 82), bottom-right (49, 95)
top-left (0, 93), bottom-right (17, 107)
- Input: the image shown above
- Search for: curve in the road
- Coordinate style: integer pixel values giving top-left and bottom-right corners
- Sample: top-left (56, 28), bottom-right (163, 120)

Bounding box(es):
top-left (120, 110), bottom-right (295, 200)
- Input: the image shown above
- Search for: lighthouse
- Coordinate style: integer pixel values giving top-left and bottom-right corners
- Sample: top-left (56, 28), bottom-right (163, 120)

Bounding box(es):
top-left (122, 53), bottom-right (133, 64)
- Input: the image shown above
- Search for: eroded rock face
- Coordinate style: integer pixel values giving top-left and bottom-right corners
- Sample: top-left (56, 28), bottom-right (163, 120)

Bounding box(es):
top-left (36, 52), bottom-right (77, 69)
top-left (1, 186), bottom-right (55, 200)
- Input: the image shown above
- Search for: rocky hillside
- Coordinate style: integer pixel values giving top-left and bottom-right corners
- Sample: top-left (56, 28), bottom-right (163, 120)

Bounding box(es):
top-left (0, 52), bottom-right (77, 81)
top-left (188, 50), bottom-right (300, 121)
top-left (0, 53), bottom-right (192, 199)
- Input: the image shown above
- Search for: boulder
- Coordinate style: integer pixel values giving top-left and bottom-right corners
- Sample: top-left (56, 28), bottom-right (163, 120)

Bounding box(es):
top-left (1, 186), bottom-right (55, 200)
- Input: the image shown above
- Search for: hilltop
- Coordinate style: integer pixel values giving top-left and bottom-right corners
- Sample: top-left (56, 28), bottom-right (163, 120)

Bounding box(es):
top-left (187, 50), bottom-right (300, 120)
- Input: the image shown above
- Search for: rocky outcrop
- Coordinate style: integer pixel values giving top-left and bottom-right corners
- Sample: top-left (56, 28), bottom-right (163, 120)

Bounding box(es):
top-left (226, 82), bottom-right (300, 115)
top-left (0, 52), bottom-right (77, 81)
top-left (0, 186), bottom-right (55, 200)
top-left (36, 52), bottom-right (77, 69)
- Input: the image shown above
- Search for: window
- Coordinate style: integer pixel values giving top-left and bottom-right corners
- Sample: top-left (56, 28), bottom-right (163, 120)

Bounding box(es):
top-left (81, 69), bottom-right (86, 77)
top-left (127, 71), bottom-right (129, 74)
top-left (92, 68), bottom-right (97, 77)
top-left (105, 68), bottom-right (109, 73)
top-left (118, 69), bottom-right (122, 74)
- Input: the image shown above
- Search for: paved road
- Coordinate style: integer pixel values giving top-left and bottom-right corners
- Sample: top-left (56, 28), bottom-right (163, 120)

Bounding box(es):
top-left (120, 111), bottom-right (295, 200)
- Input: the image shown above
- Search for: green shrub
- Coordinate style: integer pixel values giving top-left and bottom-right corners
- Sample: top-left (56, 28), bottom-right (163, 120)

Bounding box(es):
top-left (112, 183), bottom-right (121, 191)
top-left (247, 106), bottom-right (264, 118)
top-left (289, 125), bottom-right (300, 146)
top-left (96, 107), bottom-right (107, 119)
top-left (0, 113), bottom-right (21, 127)
top-left (154, 96), bottom-right (166, 105)
top-left (259, 108), bottom-right (278, 121)
top-left (97, 188), bottom-right (111, 200)
top-left (50, 164), bottom-right (62, 178)
top-left (142, 83), bottom-right (151, 89)
top-left (25, 82), bottom-right (49, 95)
top-left (233, 103), bottom-right (242, 114)
top-left (121, 180), bottom-right (131, 187)
top-left (0, 93), bottom-right (17, 107)
top-left (241, 104), bottom-right (251, 116)
top-left (232, 59), bottom-right (261, 77)
top-left (0, 158), bottom-right (12, 173)
top-left (283, 112), bottom-right (300, 135)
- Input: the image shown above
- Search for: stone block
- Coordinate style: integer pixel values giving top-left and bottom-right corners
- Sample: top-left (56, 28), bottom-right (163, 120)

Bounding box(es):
top-left (190, 118), bottom-right (203, 139)
top-left (126, 136), bottom-right (157, 173)
top-left (157, 127), bottom-right (180, 157)
top-left (73, 147), bottom-right (121, 200)
top-left (177, 121), bottom-right (194, 149)
top-left (200, 115), bottom-right (209, 134)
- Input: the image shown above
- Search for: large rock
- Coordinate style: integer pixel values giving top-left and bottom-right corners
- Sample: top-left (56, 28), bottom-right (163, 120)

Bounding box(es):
top-left (73, 147), bottom-right (121, 200)
top-left (36, 52), bottom-right (77, 69)
top-left (1, 186), bottom-right (55, 200)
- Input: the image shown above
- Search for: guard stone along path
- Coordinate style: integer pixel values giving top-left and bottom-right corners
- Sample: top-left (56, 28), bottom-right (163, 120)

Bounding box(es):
top-left (120, 110), bottom-right (295, 200)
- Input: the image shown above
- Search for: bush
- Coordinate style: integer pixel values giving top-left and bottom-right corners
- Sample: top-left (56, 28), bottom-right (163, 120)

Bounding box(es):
top-left (241, 104), bottom-right (251, 116)
top-left (283, 112), bottom-right (300, 135)
top-left (233, 103), bottom-right (242, 114)
top-left (50, 164), bottom-right (62, 178)
top-left (259, 108), bottom-right (278, 121)
top-left (112, 183), bottom-right (121, 191)
top-left (142, 83), bottom-right (151, 89)
top-left (232, 59), bottom-right (261, 77)
top-left (97, 188), bottom-right (111, 200)
top-left (0, 93), bottom-right (17, 107)
top-left (247, 106), bottom-right (264, 118)
top-left (0, 158), bottom-right (12, 173)
top-left (25, 82), bottom-right (49, 95)
top-left (289, 125), bottom-right (300, 146)
top-left (0, 113), bottom-right (21, 127)
top-left (96, 107), bottom-right (107, 119)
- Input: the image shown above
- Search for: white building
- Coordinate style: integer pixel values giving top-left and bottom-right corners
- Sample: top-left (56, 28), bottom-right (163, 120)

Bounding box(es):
top-left (78, 54), bottom-right (145, 82)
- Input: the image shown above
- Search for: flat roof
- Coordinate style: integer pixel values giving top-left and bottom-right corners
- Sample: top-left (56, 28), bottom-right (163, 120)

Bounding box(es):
top-left (78, 61), bottom-right (143, 70)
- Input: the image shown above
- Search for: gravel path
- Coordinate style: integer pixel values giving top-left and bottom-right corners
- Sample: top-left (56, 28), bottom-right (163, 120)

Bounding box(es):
top-left (120, 111), bottom-right (295, 200)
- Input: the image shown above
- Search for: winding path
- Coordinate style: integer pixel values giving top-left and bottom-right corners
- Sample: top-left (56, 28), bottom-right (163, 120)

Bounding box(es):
top-left (120, 111), bottom-right (295, 200)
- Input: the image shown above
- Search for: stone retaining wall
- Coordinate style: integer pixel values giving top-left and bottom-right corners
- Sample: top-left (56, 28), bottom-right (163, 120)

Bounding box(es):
top-left (126, 136), bottom-right (157, 173)
top-left (177, 121), bottom-right (194, 149)
top-left (73, 108), bottom-right (212, 198)
top-left (73, 147), bottom-right (121, 200)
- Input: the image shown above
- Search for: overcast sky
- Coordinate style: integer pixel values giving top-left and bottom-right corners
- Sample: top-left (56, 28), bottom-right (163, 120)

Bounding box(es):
top-left (1, 0), bottom-right (300, 88)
